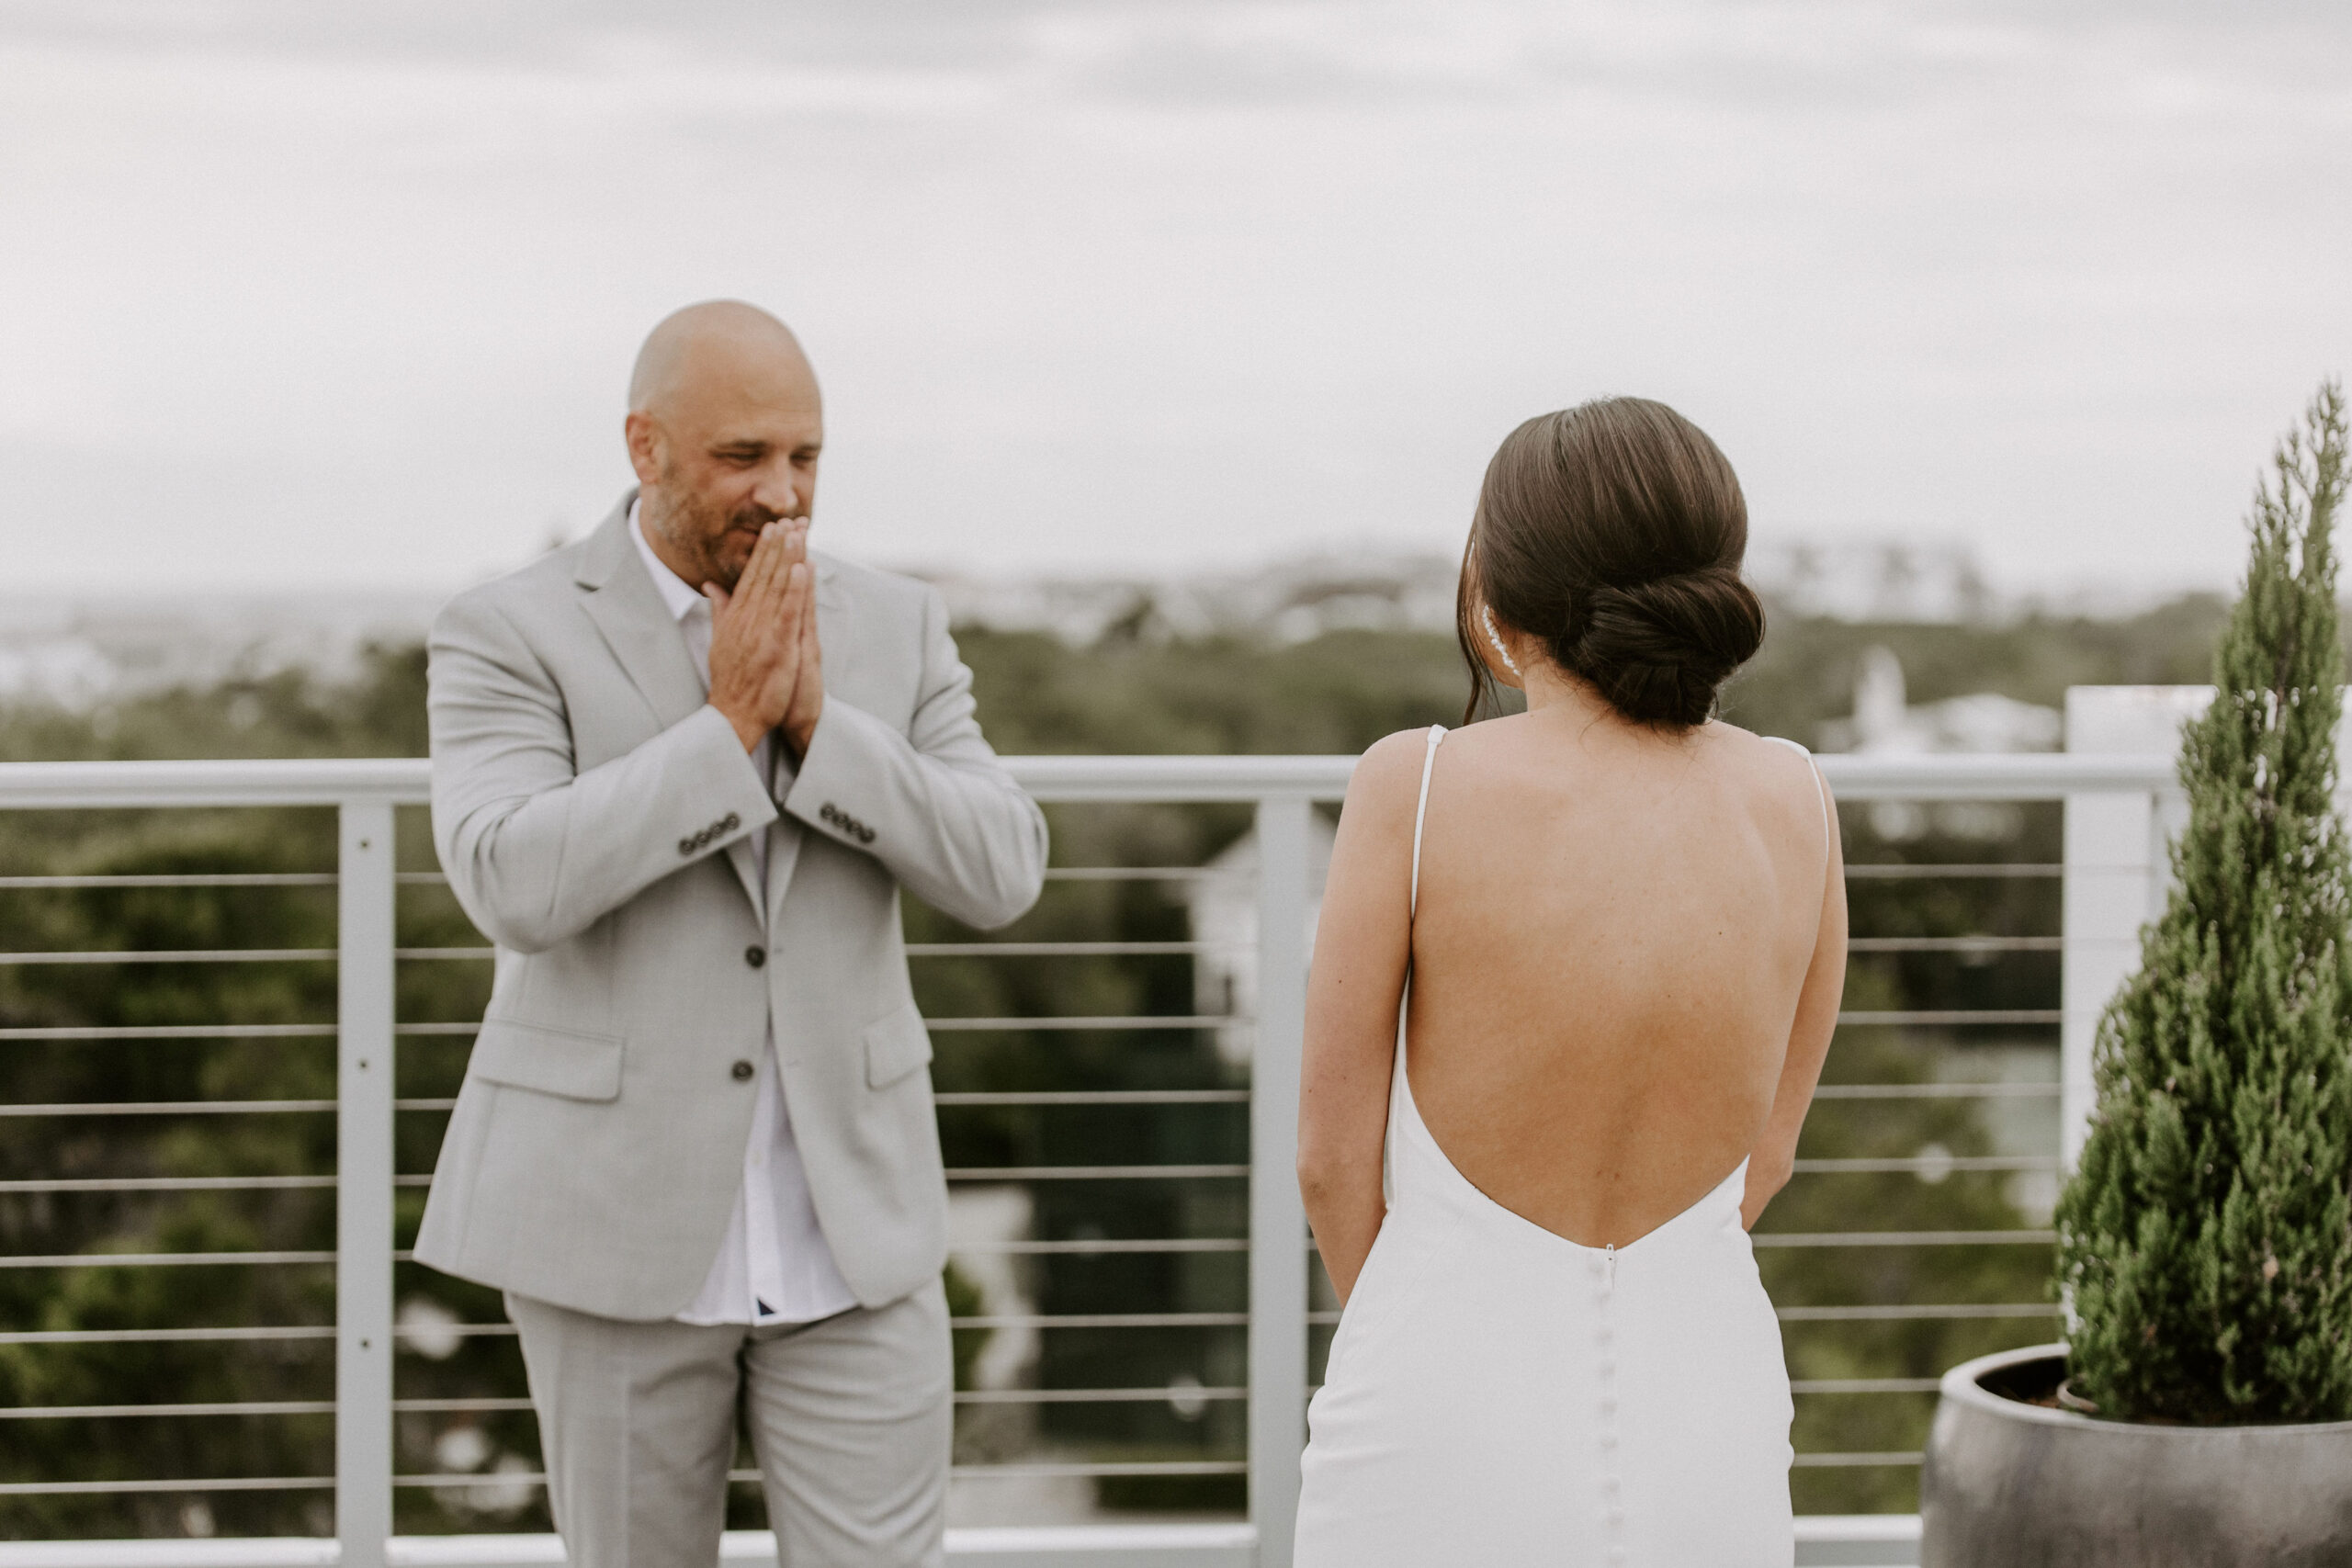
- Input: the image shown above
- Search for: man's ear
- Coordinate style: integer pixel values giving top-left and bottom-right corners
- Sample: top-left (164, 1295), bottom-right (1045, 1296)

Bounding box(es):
top-left (623, 412), bottom-right (663, 486)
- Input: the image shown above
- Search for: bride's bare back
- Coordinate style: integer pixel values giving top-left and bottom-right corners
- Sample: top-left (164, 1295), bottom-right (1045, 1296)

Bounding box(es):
top-left (1407, 712), bottom-right (1835, 1249)
top-left (1301, 698), bottom-right (1845, 1296)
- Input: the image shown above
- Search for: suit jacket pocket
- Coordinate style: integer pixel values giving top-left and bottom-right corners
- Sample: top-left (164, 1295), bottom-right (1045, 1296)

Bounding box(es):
top-left (863, 1001), bottom-right (934, 1089)
top-left (469, 1016), bottom-right (625, 1102)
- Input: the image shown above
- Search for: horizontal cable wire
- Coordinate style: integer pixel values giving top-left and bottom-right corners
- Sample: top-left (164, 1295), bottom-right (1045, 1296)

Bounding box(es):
top-left (944, 1461), bottom-right (1245, 1479)
top-left (4, 1009), bottom-right (2055, 1039)
top-left (1836, 1010), bottom-right (2062, 1026)
top-left (0, 1023), bottom-right (334, 1041)
top-left (0, 874), bottom-right (336, 889)
top-left (1301, 1228), bottom-right (2055, 1251)
top-left (394, 1473), bottom-right (544, 1488)
top-left (944, 1165), bottom-right (1247, 1181)
top-left (907, 942), bottom-right (1231, 957)
top-left (395, 1398), bottom-right (532, 1414)
top-left (0, 1250), bottom-right (334, 1269)
top-left (1842, 863), bottom-right (2059, 879)
top-left (1791, 1155), bottom-right (2059, 1174)
top-left (1811, 1082), bottom-right (2058, 1100)
top-left (0, 949), bottom-right (334, 965)
top-left (0, 1400), bottom-right (334, 1420)
top-left (91, 932), bottom-right (2149, 965)
top-left (1845, 936), bottom-right (2061, 953)
top-left (0, 1325), bottom-right (334, 1346)
top-left (1751, 1230), bottom-right (2056, 1249)
top-left (378, 1460), bottom-right (1256, 1493)
top-left (935, 1089), bottom-right (1249, 1106)
top-left (953, 1313), bottom-right (1249, 1329)
top-left (953, 1387), bottom-right (1247, 1404)
top-left (0, 1176), bottom-right (334, 1193)
top-left (0, 1100), bottom-right (337, 1117)
top-left (926, 1016), bottom-right (1240, 1032)
top-left (0, 1086), bottom-right (2030, 1112)
top-left (1775, 1303), bottom-right (2062, 1322)
top-left (0, 1476), bottom-right (334, 1496)
top-left (1305, 1304), bottom-right (2062, 1326)
top-left (952, 1238), bottom-right (1247, 1256)
top-left (1043, 867), bottom-right (1239, 882)
top-left (0, 1226), bottom-right (2042, 1257)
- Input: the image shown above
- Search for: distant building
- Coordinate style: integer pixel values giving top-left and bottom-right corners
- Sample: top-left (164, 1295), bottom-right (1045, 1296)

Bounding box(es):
top-left (927, 538), bottom-right (2030, 647)
top-left (1816, 646), bottom-right (2064, 756)
top-left (1172, 815), bottom-right (1337, 1067)
top-left (0, 592), bottom-right (438, 710)
top-left (1816, 645), bottom-right (2062, 840)
top-left (923, 552), bottom-right (1461, 647)
top-left (1747, 541), bottom-right (1996, 624)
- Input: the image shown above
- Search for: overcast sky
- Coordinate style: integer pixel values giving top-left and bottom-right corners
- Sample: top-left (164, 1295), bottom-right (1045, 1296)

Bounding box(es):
top-left (4, 0), bottom-right (2348, 598)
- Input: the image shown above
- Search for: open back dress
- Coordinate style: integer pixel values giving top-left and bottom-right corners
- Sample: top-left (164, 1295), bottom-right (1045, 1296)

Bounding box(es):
top-left (1294, 725), bottom-right (1813, 1567)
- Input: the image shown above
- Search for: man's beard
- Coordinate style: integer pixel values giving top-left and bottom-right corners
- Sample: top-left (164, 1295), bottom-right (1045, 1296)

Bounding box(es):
top-left (646, 487), bottom-right (776, 592)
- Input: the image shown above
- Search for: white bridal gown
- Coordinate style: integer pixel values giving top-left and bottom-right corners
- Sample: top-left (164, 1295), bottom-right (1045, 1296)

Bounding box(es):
top-left (1295, 726), bottom-right (1804, 1568)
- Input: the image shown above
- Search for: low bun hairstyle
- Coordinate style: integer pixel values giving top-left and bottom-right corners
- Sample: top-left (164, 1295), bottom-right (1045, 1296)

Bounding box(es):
top-left (1457, 397), bottom-right (1765, 729)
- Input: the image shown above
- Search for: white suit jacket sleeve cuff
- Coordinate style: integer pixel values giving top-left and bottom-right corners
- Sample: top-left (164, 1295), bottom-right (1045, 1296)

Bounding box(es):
top-left (781, 694), bottom-right (1046, 930)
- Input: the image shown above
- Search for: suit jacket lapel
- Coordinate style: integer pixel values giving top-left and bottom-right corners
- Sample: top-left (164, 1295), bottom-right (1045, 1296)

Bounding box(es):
top-left (576, 497), bottom-right (706, 728)
top-left (576, 492), bottom-right (766, 921)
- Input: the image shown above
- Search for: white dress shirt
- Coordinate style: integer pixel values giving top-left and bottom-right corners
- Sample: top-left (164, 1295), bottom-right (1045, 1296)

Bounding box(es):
top-left (629, 502), bottom-right (859, 1327)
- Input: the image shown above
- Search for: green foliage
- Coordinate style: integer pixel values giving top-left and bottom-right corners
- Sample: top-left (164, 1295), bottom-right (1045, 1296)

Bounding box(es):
top-left (2056, 383), bottom-right (2352, 1423)
top-left (956, 626), bottom-right (1468, 756)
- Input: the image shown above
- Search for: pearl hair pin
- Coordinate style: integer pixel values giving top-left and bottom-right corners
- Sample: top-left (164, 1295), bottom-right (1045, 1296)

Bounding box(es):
top-left (1481, 604), bottom-right (1521, 676)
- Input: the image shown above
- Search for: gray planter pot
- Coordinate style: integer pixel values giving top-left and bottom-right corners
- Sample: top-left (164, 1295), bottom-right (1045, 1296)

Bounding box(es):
top-left (1921, 1342), bottom-right (2352, 1566)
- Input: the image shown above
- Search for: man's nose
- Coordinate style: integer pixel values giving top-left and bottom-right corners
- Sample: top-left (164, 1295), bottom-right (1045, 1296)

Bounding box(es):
top-left (751, 468), bottom-right (803, 520)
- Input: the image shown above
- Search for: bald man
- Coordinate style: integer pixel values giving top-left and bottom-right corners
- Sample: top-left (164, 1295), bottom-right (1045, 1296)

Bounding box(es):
top-left (415, 301), bottom-right (1047, 1567)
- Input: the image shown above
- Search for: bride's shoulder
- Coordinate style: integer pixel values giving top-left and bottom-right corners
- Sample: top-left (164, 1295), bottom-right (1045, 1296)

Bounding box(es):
top-left (1698, 720), bottom-right (1831, 808)
top-left (1341, 727), bottom-right (1446, 818)
top-left (1352, 725), bottom-right (1443, 780)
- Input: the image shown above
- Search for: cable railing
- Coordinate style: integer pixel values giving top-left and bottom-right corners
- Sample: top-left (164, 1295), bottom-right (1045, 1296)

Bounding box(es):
top-left (0, 745), bottom-right (2180, 1568)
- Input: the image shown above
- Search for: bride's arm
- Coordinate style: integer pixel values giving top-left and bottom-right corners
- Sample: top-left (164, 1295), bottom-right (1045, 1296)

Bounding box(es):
top-left (1743, 766), bottom-right (1849, 1228)
top-left (1298, 731), bottom-right (1424, 1304)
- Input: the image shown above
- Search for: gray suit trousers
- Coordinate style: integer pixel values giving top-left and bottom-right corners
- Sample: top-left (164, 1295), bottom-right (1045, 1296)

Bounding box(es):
top-left (507, 1282), bottom-right (952, 1568)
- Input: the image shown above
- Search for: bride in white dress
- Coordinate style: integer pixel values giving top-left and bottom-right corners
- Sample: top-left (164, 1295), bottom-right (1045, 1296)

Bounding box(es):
top-left (1294, 398), bottom-right (1848, 1567)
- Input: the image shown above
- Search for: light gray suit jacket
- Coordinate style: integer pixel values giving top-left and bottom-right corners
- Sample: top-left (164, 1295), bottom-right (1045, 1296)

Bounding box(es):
top-left (413, 495), bottom-right (1047, 1321)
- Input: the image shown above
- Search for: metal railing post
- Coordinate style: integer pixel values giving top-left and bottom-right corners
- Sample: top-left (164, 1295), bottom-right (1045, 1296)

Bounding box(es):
top-left (1249, 795), bottom-right (1312, 1568)
top-left (336, 802), bottom-right (397, 1566)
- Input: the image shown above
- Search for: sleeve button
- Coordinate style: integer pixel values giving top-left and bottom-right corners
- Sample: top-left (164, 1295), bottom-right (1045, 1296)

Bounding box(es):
top-left (730, 1060), bottom-right (755, 1082)
top-left (744, 946), bottom-right (767, 969)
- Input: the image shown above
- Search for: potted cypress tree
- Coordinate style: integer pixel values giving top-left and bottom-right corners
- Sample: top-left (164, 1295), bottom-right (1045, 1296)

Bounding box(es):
top-left (1921, 385), bottom-right (2352, 1566)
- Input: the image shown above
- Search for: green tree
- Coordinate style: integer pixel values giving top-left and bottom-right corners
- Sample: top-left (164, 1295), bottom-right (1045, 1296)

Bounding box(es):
top-left (2055, 383), bottom-right (2352, 1423)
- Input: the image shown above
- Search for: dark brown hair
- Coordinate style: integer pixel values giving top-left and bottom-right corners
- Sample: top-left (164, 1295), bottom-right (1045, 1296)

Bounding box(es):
top-left (1456, 397), bottom-right (1764, 728)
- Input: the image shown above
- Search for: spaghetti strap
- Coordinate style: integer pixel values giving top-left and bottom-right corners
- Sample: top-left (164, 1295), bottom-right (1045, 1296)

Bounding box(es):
top-left (1409, 726), bottom-right (1446, 919)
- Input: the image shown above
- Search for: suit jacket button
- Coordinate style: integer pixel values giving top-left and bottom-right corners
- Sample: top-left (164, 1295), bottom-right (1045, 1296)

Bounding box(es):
top-left (744, 946), bottom-right (766, 969)
top-left (730, 1060), bottom-right (755, 1082)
